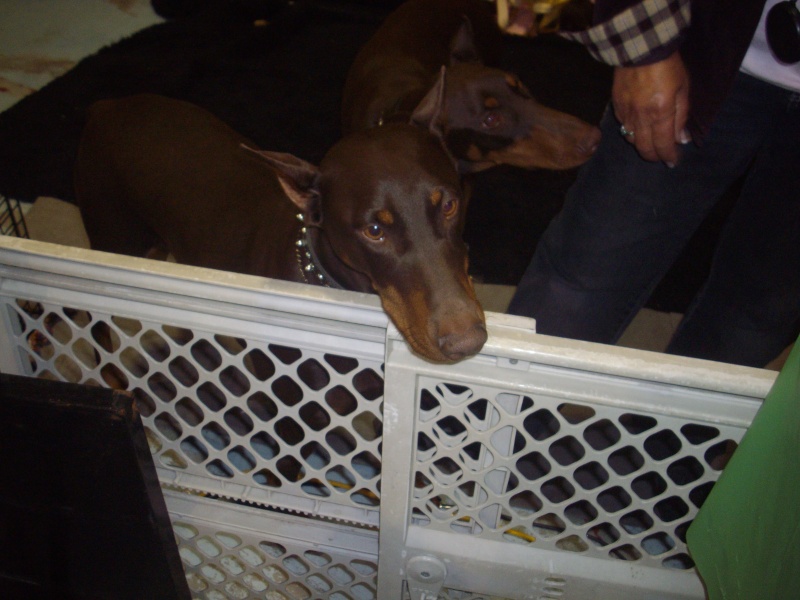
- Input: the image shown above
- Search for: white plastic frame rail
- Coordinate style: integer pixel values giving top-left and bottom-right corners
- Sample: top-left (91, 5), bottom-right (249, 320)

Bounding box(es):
top-left (0, 237), bottom-right (777, 600)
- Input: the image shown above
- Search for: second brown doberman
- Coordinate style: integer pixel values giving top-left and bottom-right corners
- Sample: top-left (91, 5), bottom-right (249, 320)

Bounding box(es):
top-left (342, 0), bottom-right (601, 173)
top-left (75, 89), bottom-right (486, 364)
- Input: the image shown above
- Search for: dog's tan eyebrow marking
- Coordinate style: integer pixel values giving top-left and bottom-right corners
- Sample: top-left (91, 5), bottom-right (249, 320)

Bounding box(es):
top-left (484, 96), bottom-right (499, 109)
top-left (507, 76), bottom-right (531, 99)
top-left (429, 188), bottom-right (443, 205)
top-left (376, 209), bottom-right (394, 225)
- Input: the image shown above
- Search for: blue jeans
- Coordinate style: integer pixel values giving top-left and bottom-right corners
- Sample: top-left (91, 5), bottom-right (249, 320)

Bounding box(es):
top-left (507, 72), bottom-right (800, 367)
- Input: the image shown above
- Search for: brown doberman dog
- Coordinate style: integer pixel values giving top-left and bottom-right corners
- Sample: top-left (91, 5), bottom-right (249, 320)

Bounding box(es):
top-left (74, 90), bottom-right (486, 364)
top-left (341, 0), bottom-right (601, 173)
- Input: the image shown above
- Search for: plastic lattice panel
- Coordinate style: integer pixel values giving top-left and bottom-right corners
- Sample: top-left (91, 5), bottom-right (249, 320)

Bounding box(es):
top-left (168, 498), bottom-right (379, 600)
top-left (6, 298), bottom-right (384, 520)
top-left (410, 378), bottom-right (745, 572)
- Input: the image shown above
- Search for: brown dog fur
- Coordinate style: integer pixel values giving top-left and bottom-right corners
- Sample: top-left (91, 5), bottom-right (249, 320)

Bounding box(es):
top-left (75, 91), bottom-right (486, 363)
top-left (342, 0), bottom-right (601, 172)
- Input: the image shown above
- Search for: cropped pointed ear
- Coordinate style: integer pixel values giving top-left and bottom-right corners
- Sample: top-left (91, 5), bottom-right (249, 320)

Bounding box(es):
top-left (450, 15), bottom-right (480, 64)
top-left (410, 66), bottom-right (447, 138)
top-left (241, 145), bottom-right (322, 226)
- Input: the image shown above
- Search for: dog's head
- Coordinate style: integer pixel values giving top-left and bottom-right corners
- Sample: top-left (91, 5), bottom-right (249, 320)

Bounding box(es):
top-left (437, 63), bottom-right (602, 172)
top-left (318, 123), bottom-right (487, 364)
top-left (250, 74), bottom-right (487, 364)
top-left (417, 15), bottom-right (602, 173)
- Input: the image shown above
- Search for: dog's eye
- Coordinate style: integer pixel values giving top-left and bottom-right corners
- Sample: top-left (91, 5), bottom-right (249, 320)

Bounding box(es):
top-left (482, 112), bottom-right (502, 129)
top-left (442, 197), bottom-right (458, 219)
top-left (363, 224), bottom-right (385, 241)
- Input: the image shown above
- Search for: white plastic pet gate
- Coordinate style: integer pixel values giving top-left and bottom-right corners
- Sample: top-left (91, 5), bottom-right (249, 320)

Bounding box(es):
top-left (0, 237), bottom-right (776, 600)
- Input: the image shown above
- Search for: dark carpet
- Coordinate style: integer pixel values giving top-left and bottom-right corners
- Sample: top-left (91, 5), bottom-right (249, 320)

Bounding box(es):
top-left (0, 0), bottom-right (727, 313)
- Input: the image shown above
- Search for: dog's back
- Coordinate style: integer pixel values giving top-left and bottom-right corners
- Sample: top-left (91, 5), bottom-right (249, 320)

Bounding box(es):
top-left (352, 0), bottom-right (501, 69)
top-left (75, 94), bottom-right (296, 277)
top-left (342, 0), bottom-right (501, 133)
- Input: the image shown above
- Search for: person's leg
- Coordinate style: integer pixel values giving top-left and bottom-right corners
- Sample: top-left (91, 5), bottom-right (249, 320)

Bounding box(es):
top-left (508, 76), bottom-right (766, 343)
top-left (666, 83), bottom-right (800, 367)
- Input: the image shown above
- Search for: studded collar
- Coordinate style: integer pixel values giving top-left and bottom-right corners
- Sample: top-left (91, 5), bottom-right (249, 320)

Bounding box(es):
top-left (294, 214), bottom-right (345, 289)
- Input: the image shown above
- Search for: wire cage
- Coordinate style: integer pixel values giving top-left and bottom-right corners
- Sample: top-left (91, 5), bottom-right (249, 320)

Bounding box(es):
top-left (0, 195), bottom-right (29, 238)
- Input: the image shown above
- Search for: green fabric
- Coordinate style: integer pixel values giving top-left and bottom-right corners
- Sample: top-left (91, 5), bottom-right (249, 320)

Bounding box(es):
top-left (687, 340), bottom-right (800, 599)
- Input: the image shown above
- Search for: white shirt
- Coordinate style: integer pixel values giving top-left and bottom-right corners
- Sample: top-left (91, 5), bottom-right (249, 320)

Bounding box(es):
top-left (740, 0), bottom-right (800, 92)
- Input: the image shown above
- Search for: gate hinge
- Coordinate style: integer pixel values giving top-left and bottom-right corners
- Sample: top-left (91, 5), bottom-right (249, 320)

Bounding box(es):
top-left (406, 555), bottom-right (447, 600)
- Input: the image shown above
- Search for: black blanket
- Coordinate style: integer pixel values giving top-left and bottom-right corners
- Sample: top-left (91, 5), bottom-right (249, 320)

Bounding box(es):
top-left (0, 0), bottom-right (724, 312)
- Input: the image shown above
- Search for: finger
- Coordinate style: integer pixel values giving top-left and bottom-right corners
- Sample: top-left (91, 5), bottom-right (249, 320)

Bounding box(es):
top-left (611, 89), bottom-right (633, 129)
top-left (614, 105), bottom-right (636, 145)
top-left (631, 119), bottom-right (659, 162)
top-left (612, 104), bottom-right (627, 131)
top-left (619, 122), bottom-right (636, 143)
top-left (673, 89), bottom-right (691, 145)
top-left (651, 116), bottom-right (680, 165)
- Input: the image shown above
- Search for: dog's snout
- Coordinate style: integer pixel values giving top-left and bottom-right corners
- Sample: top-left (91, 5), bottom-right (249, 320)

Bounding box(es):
top-left (437, 318), bottom-right (487, 361)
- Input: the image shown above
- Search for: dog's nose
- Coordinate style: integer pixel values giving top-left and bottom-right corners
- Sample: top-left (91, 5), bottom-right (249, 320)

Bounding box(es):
top-left (438, 321), bottom-right (488, 362)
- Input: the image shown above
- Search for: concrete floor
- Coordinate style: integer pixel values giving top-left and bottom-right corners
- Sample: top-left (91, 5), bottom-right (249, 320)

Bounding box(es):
top-left (0, 0), bottom-right (162, 112)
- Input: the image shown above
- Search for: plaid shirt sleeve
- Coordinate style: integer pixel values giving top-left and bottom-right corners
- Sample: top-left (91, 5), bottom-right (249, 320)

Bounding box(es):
top-left (559, 0), bottom-right (691, 67)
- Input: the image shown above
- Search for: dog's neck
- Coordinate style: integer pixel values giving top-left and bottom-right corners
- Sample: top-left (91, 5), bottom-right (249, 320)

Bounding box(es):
top-left (294, 217), bottom-right (372, 293)
top-left (376, 88), bottom-right (425, 127)
top-left (294, 216), bottom-right (343, 288)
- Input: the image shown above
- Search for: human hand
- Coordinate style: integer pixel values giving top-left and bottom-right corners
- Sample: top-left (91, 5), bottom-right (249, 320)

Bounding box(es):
top-left (612, 52), bottom-right (691, 166)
